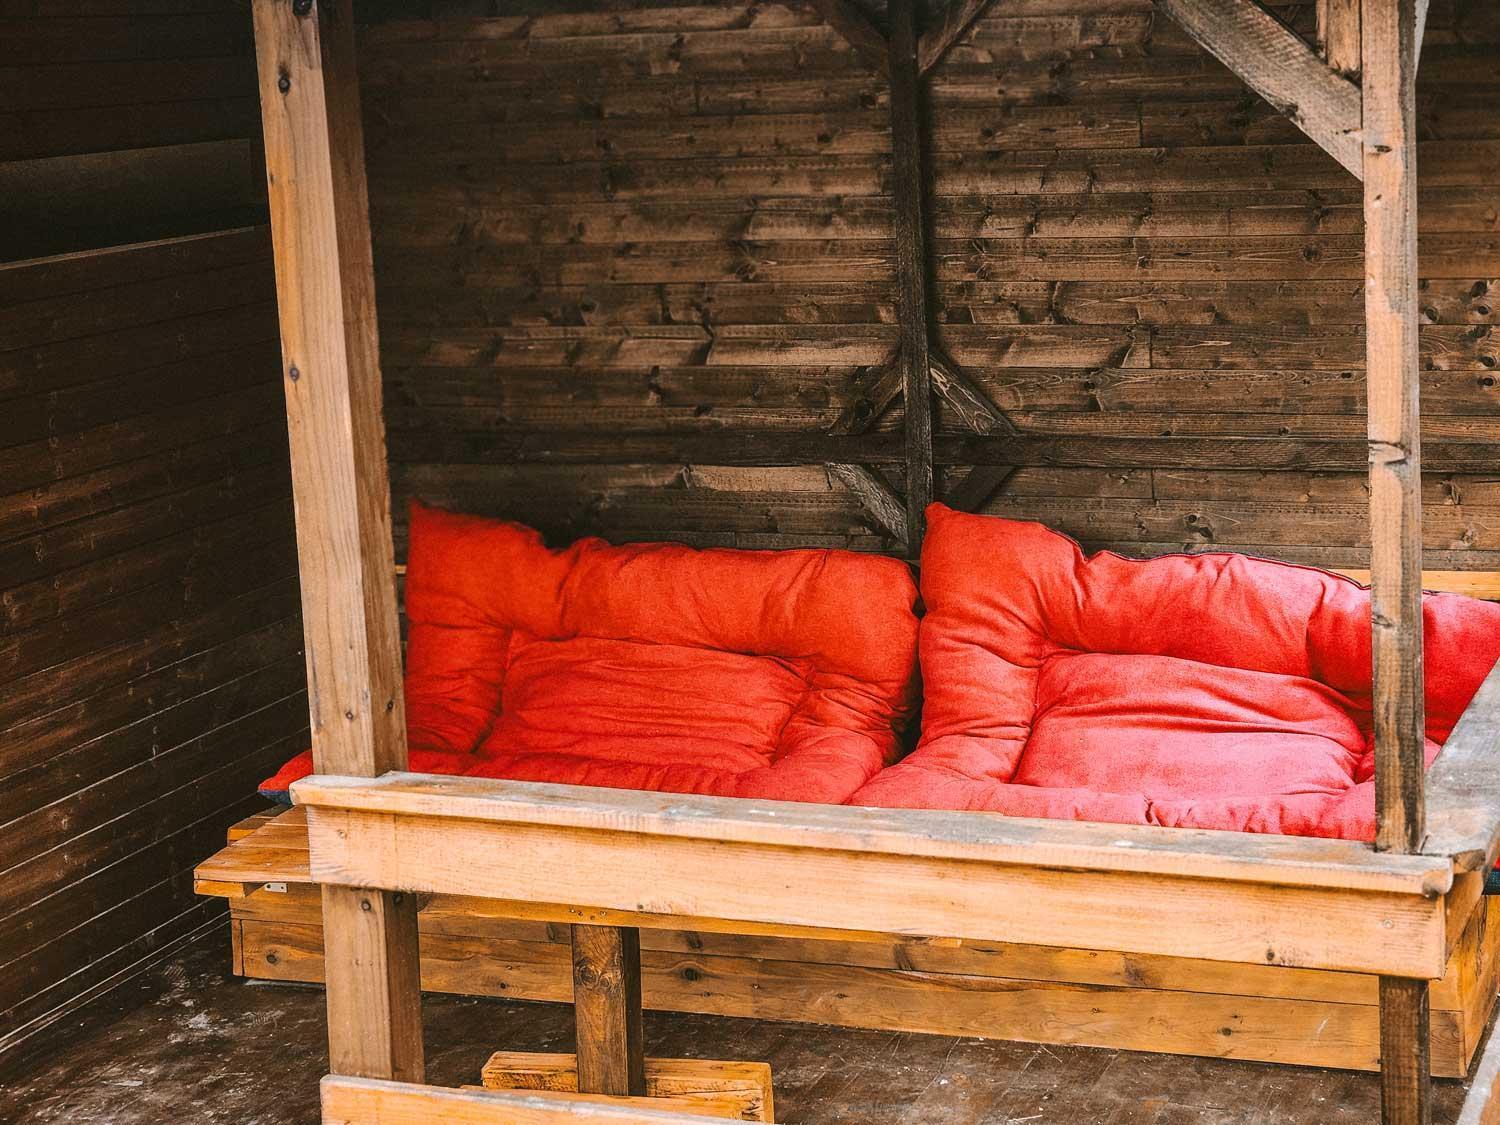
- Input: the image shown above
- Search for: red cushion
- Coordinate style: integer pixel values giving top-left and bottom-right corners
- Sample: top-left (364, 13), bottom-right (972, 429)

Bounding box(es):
top-left (850, 504), bottom-right (1500, 841)
top-left (262, 501), bottom-right (920, 803)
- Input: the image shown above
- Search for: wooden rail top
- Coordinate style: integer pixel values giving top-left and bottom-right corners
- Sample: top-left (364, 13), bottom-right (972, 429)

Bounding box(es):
top-left (292, 773), bottom-right (1452, 896)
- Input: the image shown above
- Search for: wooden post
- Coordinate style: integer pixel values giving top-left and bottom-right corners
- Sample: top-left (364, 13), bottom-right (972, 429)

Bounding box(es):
top-left (1363, 0), bottom-right (1429, 1122)
top-left (251, 0), bottom-right (423, 1083)
top-left (571, 925), bottom-right (646, 1098)
top-left (886, 0), bottom-right (934, 555)
top-left (1317, 0), bottom-right (1361, 77)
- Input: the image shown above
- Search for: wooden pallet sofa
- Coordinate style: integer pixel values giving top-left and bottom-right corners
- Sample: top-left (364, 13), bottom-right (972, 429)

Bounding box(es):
top-left (199, 499), bottom-right (1500, 1079)
top-left (229, 0), bottom-right (1500, 1121)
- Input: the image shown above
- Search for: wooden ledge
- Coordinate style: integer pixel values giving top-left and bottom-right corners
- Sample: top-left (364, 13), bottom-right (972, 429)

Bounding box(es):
top-left (292, 774), bottom-right (1452, 897)
top-left (482, 1053), bottom-right (772, 1122)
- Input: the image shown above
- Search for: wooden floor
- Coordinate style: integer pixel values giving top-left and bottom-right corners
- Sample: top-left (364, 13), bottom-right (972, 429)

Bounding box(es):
top-left (0, 933), bottom-right (1488, 1124)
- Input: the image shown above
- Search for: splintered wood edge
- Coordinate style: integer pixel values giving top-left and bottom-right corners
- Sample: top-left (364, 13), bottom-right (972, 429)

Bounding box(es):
top-left (291, 774), bottom-right (1452, 896)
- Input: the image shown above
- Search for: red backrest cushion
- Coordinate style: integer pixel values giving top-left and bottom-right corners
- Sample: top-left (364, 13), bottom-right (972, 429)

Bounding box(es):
top-left (401, 502), bottom-right (921, 802)
top-left (885, 504), bottom-right (1500, 838)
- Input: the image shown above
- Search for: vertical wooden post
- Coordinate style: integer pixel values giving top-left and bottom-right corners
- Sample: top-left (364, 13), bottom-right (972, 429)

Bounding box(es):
top-left (1317, 0), bottom-right (1361, 77)
top-left (251, 0), bottom-right (423, 1084)
top-left (571, 925), bottom-right (647, 1097)
top-left (886, 0), bottom-right (934, 556)
top-left (1363, 1), bottom-right (1429, 1122)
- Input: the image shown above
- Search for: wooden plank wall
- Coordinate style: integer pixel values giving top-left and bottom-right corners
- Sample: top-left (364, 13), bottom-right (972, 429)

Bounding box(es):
top-left (364, 0), bottom-right (1500, 569)
top-left (0, 0), bottom-right (267, 261)
top-left (0, 0), bottom-right (296, 1053)
top-left (0, 227), bottom-right (304, 1053)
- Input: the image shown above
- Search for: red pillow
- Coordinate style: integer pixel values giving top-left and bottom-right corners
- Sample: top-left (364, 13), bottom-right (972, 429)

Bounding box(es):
top-left (851, 504), bottom-right (1500, 840)
top-left (262, 502), bottom-right (921, 804)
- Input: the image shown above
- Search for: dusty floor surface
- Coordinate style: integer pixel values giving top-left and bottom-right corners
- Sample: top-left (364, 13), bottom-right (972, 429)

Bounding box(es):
top-left (0, 932), bottom-right (1479, 1124)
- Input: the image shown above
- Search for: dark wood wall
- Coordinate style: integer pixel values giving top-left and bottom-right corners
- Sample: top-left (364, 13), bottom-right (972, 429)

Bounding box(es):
top-left (0, 1), bottom-right (300, 1053)
top-left (366, 0), bottom-right (1500, 570)
top-left (0, 1), bottom-right (266, 261)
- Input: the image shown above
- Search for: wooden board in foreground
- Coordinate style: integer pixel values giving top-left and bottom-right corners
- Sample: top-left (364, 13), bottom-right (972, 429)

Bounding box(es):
top-left (322, 1076), bottom-right (744, 1124)
top-left (482, 1053), bottom-right (773, 1122)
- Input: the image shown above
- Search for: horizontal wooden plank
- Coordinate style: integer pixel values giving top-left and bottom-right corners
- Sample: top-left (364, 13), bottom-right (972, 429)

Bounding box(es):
top-left (322, 1077), bottom-right (732, 1125)
top-left (293, 775), bottom-right (1450, 895)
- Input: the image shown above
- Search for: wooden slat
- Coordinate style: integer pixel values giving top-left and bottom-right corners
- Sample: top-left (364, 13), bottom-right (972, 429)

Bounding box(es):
top-left (1457, 1022), bottom-right (1500, 1125)
top-left (321, 1077), bottom-right (731, 1124)
top-left (887, 0), bottom-right (933, 555)
top-left (1152, 0), bottom-right (1364, 178)
top-left (295, 776), bottom-right (1454, 978)
top-left (250, 0), bottom-right (420, 1085)
top-left (1422, 660), bottom-right (1500, 871)
top-left (482, 1053), bottom-right (773, 1122)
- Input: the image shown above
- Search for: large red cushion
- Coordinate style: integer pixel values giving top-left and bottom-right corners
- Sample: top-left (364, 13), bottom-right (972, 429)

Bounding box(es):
top-left (850, 504), bottom-right (1500, 841)
top-left (262, 502), bottom-right (920, 803)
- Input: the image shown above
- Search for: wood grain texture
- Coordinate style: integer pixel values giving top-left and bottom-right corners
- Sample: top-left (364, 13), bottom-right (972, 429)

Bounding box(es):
top-left (1382, 975), bottom-right (1434, 1125)
top-left (251, 0), bottom-right (420, 1084)
top-left (482, 1052), bottom-right (773, 1122)
top-left (322, 1076), bottom-right (725, 1124)
top-left (1362, 0), bottom-right (1426, 857)
top-left (1153, 0), bottom-right (1363, 177)
top-left (1318, 0), bottom-right (1362, 76)
top-left (571, 925), bottom-right (647, 1098)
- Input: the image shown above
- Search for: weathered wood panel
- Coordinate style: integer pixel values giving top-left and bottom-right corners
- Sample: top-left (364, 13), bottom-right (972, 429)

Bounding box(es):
top-left (362, 0), bottom-right (1500, 565)
top-left (0, 228), bottom-right (304, 1053)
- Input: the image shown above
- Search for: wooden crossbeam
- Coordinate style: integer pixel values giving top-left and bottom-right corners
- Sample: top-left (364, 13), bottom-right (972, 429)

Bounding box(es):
top-left (917, 0), bottom-right (998, 75)
top-left (945, 465), bottom-right (1015, 513)
top-left (827, 463), bottom-right (909, 545)
top-left (827, 358), bottom-right (902, 436)
top-left (1154, 0), bottom-right (1363, 179)
top-left (804, 0), bottom-right (888, 74)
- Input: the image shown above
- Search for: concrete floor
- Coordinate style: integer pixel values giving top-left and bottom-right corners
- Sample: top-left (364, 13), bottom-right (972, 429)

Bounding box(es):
top-left (0, 930), bottom-right (1480, 1124)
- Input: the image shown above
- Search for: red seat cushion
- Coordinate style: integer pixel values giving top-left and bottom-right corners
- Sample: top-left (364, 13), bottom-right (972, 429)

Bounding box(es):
top-left (262, 502), bottom-right (920, 804)
top-left (850, 504), bottom-right (1500, 841)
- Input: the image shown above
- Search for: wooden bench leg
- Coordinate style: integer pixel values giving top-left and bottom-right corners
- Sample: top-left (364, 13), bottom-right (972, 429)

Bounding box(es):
top-left (1380, 976), bottom-right (1432, 1125)
top-left (571, 924), bottom-right (646, 1097)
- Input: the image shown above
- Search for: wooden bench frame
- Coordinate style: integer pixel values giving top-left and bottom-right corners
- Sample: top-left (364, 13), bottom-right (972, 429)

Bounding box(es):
top-left (243, 0), bottom-right (1500, 1121)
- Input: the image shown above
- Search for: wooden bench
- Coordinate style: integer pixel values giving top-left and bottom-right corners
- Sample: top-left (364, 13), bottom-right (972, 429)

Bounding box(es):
top-left (197, 796), bottom-right (1500, 1078)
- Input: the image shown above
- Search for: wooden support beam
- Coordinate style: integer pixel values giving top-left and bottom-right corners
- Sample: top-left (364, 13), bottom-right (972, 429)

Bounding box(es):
top-left (827, 463), bottom-right (909, 546)
top-left (250, 0), bottom-right (422, 1084)
top-left (804, 0), bottom-right (889, 74)
top-left (945, 465), bottom-right (1015, 513)
top-left (887, 0), bottom-right (934, 556)
top-left (1317, 0), bottom-right (1361, 78)
top-left (571, 925), bottom-right (646, 1098)
top-left (929, 352), bottom-right (1012, 436)
top-left (1381, 977), bottom-right (1433, 1125)
top-left (1364, 0), bottom-right (1425, 859)
top-left (1154, 0), bottom-right (1363, 178)
top-left (482, 1053), bottom-right (774, 1122)
top-left (826, 358), bottom-right (902, 436)
top-left (1363, 2), bottom-right (1431, 1121)
top-left (916, 0), bottom-right (998, 76)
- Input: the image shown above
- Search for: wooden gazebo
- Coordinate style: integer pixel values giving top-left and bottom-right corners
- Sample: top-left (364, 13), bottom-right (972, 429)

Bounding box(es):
top-left (242, 0), bottom-right (1500, 1121)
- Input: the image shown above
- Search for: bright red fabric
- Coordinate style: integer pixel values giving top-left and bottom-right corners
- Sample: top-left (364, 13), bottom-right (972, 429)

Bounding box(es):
top-left (850, 504), bottom-right (1500, 841)
top-left (261, 502), bottom-right (920, 803)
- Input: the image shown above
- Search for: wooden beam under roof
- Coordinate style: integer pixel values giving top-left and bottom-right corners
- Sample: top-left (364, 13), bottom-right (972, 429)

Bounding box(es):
top-left (1154, 0), bottom-right (1364, 179)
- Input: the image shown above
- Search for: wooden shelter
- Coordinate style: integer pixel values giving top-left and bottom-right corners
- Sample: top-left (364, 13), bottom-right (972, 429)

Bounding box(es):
top-left (173, 0), bottom-right (1500, 1123)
